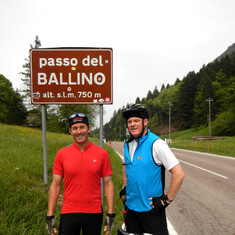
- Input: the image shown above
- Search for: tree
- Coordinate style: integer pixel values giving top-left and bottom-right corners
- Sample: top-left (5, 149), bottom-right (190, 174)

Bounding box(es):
top-left (18, 36), bottom-right (42, 128)
top-left (152, 86), bottom-right (159, 98)
top-left (193, 71), bottom-right (214, 127)
top-left (135, 97), bottom-right (141, 104)
top-left (0, 74), bottom-right (27, 125)
top-left (20, 35), bottom-right (41, 101)
top-left (174, 78), bottom-right (181, 85)
top-left (146, 90), bottom-right (153, 100)
top-left (150, 82), bottom-right (181, 130)
top-left (160, 84), bottom-right (165, 91)
top-left (178, 71), bottom-right (200, 128)
top-left (148, 113), bottom-right (159, 134)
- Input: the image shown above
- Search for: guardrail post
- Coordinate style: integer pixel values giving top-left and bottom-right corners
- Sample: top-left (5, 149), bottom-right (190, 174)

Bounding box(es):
top-left (207, 140), bottom-right (210, 152)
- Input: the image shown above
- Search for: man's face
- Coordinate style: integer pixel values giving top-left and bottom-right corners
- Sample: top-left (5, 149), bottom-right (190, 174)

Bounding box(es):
top-left (69, 122), bottom-right (90, 145)
top-left (127, 117), bottom-right (148, 138)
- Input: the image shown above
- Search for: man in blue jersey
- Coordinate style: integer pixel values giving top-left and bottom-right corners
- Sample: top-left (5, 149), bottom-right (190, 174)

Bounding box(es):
top-left (120, 104), bottom-right (185, 235)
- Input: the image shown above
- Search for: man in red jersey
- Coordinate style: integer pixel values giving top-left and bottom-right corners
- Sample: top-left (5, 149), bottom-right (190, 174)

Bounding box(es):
top-left (46, 113), bottom-right (115, 235)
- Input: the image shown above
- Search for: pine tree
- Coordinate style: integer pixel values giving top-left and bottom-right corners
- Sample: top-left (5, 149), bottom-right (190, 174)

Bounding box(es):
top-left (135, 97), bottom-right (141, 104)
top-left (146, 90), bottom-right (153, 100)
top-left (152, 86), bottom-right (159, 98)
top-left (178, 71), bottom-right (200, 128)
top-left (20, 35), bottom-right (41, 100)
top-left (160, 84), bottom-right (165, 91)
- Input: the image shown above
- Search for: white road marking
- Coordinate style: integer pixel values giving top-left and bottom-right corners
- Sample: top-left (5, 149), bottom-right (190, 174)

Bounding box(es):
top-left (116, 151), bottom-right (124, 161)
top-left (167, 218), bottom-right (178, 235)
top-left (179, 159), bottom-right (228, 179)
top-left (171, 148), bottom-right (235, 160)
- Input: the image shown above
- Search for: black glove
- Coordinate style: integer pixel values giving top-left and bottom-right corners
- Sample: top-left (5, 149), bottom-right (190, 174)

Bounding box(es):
top-left (120, 186), bottom-right (126, 198)
top-left (46, 215), bottom-right (57, 234)
top-left (104, 213), bottom-right (115, 233)
top-left (152, 194), bottom-right (172, 210)
top-left (120, 186), bottom-right (126, 203)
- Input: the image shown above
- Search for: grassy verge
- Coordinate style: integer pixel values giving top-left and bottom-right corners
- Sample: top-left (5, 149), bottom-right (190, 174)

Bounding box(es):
top-left (102, 144), bottom-right (124, 233)
top-left (162, 127), bottom-right (235, 157)
top-left (0, 124), bottom-right (123, 234)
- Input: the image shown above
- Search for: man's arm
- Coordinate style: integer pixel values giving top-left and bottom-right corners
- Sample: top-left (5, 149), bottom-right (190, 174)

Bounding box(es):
top-left (47, 174), bottom-right (63, 216)
top-left (120, 165), bottom-right (127, 202)
top-left (103, 175), bottom-right (115, 235)
top-left (122, 165), bottom-right (127, 187)
top-left (166, 163), bottom-right (185, 201)
top-left (103, 175), bottom-right (115, 213)
top-left (149, 163), bottom-right (185, 209)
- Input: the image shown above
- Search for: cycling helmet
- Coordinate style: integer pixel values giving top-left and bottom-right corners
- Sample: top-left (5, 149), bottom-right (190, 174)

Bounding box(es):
top-left (122, 104), bottom-right (149, 120)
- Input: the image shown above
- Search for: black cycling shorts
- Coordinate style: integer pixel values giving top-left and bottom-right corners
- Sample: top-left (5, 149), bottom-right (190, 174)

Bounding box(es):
top-left (59, 212), bottom-right (103, 235)
top-left (125, 208), bottom-right (169, 235)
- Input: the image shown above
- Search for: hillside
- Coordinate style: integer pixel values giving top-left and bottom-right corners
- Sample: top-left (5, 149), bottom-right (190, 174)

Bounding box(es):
top-left (100, 44), bottom-right (235, 140)
top-left (216, 43), bottom-right (235, 61)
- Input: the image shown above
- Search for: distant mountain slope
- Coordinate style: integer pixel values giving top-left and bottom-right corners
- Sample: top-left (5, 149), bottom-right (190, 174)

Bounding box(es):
top-left (216, 43), bottom-right (235, 61)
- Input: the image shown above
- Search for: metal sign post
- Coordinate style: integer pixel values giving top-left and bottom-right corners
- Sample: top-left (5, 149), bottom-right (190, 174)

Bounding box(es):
top-left (99, 104), bottom-right (103, 148)
top-left (41, 104), bottom-right (48, 184)
top-left (99, 104), bottom-right (104, 201)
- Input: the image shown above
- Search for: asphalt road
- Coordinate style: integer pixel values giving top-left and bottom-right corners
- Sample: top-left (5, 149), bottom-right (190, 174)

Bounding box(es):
top-left (111, 141), bottom-right (235, 235)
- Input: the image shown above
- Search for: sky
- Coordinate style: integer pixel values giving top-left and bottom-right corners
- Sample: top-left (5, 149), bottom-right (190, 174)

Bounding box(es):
top-left (1, 0), bottom-right (234, 125)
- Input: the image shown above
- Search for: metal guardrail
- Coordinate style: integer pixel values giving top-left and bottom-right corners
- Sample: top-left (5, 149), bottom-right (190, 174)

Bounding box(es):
top-left (192, 136), bottom-right (227, 141)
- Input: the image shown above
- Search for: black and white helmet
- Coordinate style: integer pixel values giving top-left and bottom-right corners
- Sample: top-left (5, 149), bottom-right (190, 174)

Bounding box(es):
top-left (122, 104), bottom-right (149, 120)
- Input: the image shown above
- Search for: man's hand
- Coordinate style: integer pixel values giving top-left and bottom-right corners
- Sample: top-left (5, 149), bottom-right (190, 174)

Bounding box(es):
top-left (104, 213), bottom-right (115, 234)
top-left (148, 194), bottom-right (172, 210)
top-left (46, 215), bottom-right (57, 234)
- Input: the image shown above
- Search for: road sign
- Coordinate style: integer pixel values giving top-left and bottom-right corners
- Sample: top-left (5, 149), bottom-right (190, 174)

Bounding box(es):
top-left (30, 48), bottom-right (113, 104)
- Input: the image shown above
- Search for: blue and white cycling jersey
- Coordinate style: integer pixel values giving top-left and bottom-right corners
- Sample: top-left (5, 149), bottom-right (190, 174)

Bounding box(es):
top-left (124, 129), bottom-right (164, 212)
top-left (124, 129), bottom-right (179, 212)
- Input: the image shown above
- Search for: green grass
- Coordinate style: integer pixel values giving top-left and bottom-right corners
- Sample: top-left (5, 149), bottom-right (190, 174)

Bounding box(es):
top-left (0, 124), bottom-right (123, 234)
top-left (163, 127), bottom-right (235, 157)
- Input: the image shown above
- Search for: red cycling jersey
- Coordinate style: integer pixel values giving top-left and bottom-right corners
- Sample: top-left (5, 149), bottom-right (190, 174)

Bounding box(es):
top-left (53, 141), bottom-right (113, 213)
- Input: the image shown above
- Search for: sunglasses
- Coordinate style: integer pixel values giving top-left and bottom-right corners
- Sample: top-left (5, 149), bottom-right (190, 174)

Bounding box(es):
top-left (69, 113), bottom-right (86, 119)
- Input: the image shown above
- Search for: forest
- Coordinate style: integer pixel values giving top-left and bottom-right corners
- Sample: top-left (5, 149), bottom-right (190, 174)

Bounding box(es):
top-left (98, 46), bottom-right (235, 141)
top-left (0, 37), bottom-right (234, 140)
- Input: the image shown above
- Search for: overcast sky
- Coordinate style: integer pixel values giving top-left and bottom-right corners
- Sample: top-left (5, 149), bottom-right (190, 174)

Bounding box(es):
top-left (1, 0), bottom-right (234, 124)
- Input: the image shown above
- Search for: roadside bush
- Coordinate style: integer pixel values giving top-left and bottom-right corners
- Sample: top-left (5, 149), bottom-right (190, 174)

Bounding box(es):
top-left (212, 109), bottom-right (235, 136)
